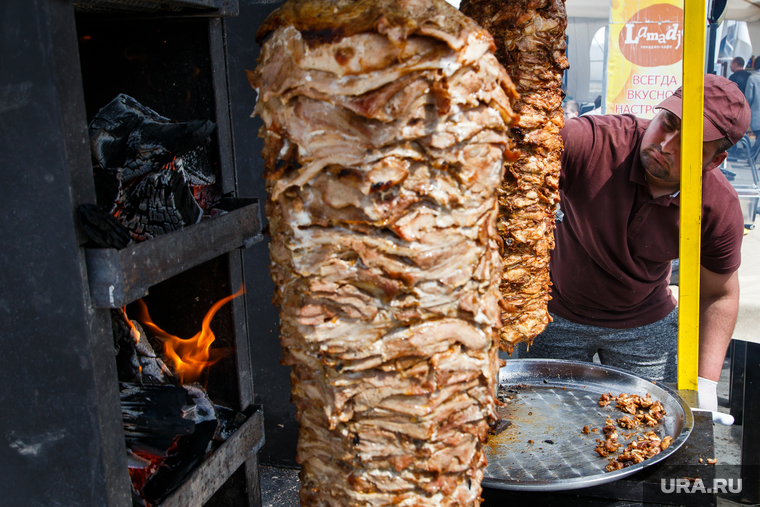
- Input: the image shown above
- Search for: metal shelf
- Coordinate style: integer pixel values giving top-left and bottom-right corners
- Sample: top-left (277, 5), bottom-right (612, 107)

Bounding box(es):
top-left (85, 198), bottom-right (262, 308)
top-left (73, 0), bottom-right (238, 17)
top-left (159, 407), bottom-right (265, 507)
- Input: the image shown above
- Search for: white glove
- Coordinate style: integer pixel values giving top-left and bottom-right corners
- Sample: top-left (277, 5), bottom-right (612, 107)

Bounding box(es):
top-left (697, 376), bottom-right (718, 412)
top-left (695, 377), bottom-right (734, 424)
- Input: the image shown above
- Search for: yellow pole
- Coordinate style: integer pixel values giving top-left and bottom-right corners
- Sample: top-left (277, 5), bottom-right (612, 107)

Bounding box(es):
top-left (677, 0), bottom-right (705, 391)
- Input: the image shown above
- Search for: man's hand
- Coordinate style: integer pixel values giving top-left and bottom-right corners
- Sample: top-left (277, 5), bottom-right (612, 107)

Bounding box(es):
top-left (697, 376), bottom-right (718, 411)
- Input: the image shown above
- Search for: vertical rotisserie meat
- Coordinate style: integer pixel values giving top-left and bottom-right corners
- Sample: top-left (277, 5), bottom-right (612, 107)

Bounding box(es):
top-left (249, 0), bottom-right (518, 504)
top-left (460, 0), bottom-right (568, 353)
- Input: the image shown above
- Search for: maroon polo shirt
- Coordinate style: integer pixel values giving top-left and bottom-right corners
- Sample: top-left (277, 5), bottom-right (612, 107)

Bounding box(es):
top-left (549, 114), bottom-right (744, 328)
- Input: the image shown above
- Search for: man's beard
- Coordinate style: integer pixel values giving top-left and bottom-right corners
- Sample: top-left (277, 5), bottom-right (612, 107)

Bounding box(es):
top-left (640, 145), bottom-right (677, 183)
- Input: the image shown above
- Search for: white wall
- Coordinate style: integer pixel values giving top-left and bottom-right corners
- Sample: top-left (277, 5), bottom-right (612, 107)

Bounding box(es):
top-left (747, 20), bottom-right (760, 60)
top-left (566, 17), bottom-right (608, 103)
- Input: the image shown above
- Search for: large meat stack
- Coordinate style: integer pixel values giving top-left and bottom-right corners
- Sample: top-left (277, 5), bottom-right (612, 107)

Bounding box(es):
top-left (460, 0), bottom-right (568, 353)
top-left (249, 0), bottom-right (518, 504)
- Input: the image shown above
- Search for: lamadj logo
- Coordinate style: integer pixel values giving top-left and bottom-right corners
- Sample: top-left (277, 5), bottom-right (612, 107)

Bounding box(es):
top-left (618, 4), bottom-right (684, 67)
top-left (660, 478), bottom-right (742, 494)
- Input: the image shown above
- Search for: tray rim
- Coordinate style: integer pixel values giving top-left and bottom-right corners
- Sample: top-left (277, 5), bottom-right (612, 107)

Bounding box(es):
top-left (483, 358), bottom-right (694, 492)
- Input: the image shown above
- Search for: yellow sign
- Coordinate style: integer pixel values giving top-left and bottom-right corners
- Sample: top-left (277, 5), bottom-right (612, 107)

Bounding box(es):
top-left (607, 0), bottom-right (685, 118)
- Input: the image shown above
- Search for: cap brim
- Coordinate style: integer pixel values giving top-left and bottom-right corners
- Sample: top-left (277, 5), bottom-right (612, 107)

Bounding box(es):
top-left (655, 95), bottom-right (724, 142)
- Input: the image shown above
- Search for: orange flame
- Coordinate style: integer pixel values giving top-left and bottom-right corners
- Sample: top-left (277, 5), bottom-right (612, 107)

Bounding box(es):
top-left (130, 287), bottom-right (244, 384)
top-left (122, 306), bottom-right (140, 344)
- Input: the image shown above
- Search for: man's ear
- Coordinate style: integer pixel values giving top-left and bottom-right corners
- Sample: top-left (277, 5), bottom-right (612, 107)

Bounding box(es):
top-left (704, 151), bottom-right (728, 172)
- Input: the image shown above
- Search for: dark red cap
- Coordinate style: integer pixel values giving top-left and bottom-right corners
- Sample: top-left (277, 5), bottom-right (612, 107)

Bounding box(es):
top-left (655, 74), bottom-right (750, 145)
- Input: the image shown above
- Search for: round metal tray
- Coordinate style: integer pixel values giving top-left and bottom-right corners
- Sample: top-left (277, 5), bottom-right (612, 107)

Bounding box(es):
top-left (483, 359), bottom-right (693, 491)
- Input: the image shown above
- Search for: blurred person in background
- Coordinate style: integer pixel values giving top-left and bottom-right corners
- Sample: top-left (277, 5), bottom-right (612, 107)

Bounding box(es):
top-left (742, 57), bottom-right (760, 141)
top-left (563, 100), bottom-right (580, 119)
top-left (729, 56), bottom-right (751, 95)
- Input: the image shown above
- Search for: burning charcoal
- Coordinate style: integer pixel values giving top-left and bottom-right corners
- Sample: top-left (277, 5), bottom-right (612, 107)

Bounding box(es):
top-left (77, 203), bottom-right (132, 249)
top-left (87, 94), bottom-right (217, 243)
top-left (119, 168), bottom-right (203, 241)
top-left (112, 309), bottom-right (173, 385)
top-left (195, 185), bottom-right (223, 215)
top-left (140, 385), bottom-right (218, 505)
top-left (127, 449), bottom-right (153, 469)
top-left (128, 289), bottom-right (243, 385)
top-left (121, 382), bottom-right (220, 505)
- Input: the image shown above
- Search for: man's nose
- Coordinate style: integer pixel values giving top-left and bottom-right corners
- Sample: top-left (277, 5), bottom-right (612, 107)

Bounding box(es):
top-left (660, 131), bottom-right (679, 153)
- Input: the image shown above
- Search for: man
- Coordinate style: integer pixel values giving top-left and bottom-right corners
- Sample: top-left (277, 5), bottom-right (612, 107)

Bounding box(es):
top-left (520, 74), bottom-right (749, 414)
top-left (744, 57), bottom-right (760, 140)
top-left (729, 56), bottom-right (751, 94)
top-left (563, 99), bottom-right (580, 119)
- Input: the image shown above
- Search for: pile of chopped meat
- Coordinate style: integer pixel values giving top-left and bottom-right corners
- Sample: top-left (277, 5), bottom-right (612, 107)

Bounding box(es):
top-left (459, 0), bottom-right (568, 353)
top-left (249, 0), bottom-right (518, 504)
top-left (605, 432), bottom-right (673, 472)
top-left (592, 393), bottom-right (672, 472)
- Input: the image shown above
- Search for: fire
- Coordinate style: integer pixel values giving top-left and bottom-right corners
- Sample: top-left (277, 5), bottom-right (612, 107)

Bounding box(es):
top-left (122, 307), bottom-right (140, 344)
top-left (130, 286), bottom-right (244, 384)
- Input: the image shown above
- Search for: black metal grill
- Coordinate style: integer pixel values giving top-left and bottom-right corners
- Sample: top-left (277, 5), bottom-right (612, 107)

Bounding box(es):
top-left (0, 1), bottom-right (274, 506)
top-left (73, 0), bottom-right (237, 16)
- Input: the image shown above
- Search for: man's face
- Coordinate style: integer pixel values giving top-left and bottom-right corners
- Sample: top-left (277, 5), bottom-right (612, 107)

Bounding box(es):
top-left (639, 109), bottom-right (726, 186)
top-left (731, 61), bottom-right (741, 73)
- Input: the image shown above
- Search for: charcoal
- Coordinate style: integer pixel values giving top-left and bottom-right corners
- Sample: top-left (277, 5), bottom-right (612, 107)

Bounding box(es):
top-left (89, 94), bottom-right (215, 183)
top-left (93, 166), bottom-right (123, 212)
top-left (112, 309), bottom-right (173, 384)
top-left (127, 449), bottom-right (153, 469)
top-left (181, 384), bottom-right (218, 425)
top-left (140, 418), bottom-right (217, 504)
top-left (119, 168), bottom-right (202, 241)
top-left (120, 119), bottom-right (215, 183)
top-left (139, 384), bottom-right (218, 505)
top-left (213, 405), bottom-right (247, 442)
top-left (77, 203), bottom-right (132, 249)
top-left (174, 139), bottom-right (215, 186)
top-left (194, 185), bottom-right (223, 213)
top-left (131, 486), bottom-right (148, 507)
top-left (87, 94), bottom-right (216, 243)
top-left (120, 383), bottom-right (196, 457)
top-left (89, 95), bottom-right (151, 170)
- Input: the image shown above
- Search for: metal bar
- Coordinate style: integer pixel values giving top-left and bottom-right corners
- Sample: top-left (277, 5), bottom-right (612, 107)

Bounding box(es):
top-left (209, 17), bottom-right (237, 194)
top-left (85, 198), bottom-right (262, 308)
top-left (0, 1), bottom-right (133, 505)
top-left (677, 0), bottom-right (706, 392)
top-left (47, 5), bottom-right (133, 502)
top-left (159, 408), bottom-right (265, 507)
top-left (706, 23), bottom-right (717, 75)
top-left (740, 342), bottom-right (760, 505)
top-left (245, 453), bottom-right (263, 507)
top-left (729, 339), bottom-right (746, 424)
top-left (73, 0), bottom-right (238, 16)
top-left (229, 249), bottom-right (255, 411)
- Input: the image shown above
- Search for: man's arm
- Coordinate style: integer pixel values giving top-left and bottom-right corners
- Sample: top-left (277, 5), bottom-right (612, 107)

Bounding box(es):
top-left (699, 266), bottom-right (740, 381)
top-left (745, 76), bottom-right (756, 109)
